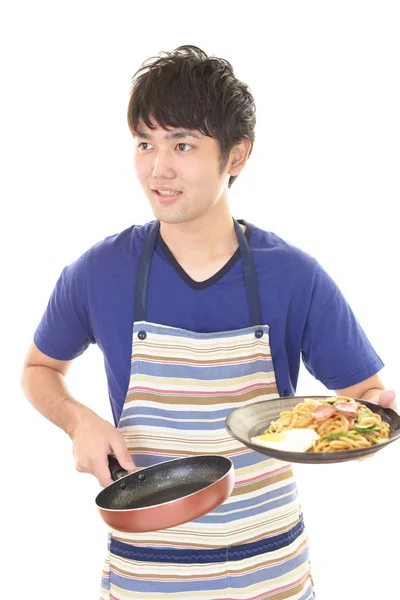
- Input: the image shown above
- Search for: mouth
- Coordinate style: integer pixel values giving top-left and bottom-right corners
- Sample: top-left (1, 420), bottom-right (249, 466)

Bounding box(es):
top-left (152, 189), bottom-right (183, 203)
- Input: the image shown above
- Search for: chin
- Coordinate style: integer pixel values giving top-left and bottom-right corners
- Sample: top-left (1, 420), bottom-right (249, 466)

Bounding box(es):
top-left (157, 215), bottom-right (188, 225)
top-left (152, 208), bottom-right (191, 225)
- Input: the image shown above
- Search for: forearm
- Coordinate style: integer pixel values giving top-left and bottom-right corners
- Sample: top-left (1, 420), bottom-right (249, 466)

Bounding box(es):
top-left (357, 388), bottom-right (385, 402)
top-left (335, 375), bottom-right (385, 404)
top-left (21, 365), bottom-right (98, 439)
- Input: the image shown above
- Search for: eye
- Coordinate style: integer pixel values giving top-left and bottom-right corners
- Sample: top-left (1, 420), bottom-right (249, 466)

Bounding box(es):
top-left (176, 143), bottom-right (193, 152)
top-left (138, 142), bottom-right (153, 150)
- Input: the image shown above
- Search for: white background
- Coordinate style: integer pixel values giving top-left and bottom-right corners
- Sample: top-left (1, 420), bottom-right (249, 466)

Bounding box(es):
top-left (1, 1), bottom-right (399, 598)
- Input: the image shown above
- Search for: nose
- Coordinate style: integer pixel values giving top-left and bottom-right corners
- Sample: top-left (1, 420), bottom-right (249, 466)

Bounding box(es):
top-left (152, 149), bottom-right (175, 179)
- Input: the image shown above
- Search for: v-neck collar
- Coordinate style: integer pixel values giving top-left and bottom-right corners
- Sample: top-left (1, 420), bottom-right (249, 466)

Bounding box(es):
top-left (156, 219), bottom-right (254, 290)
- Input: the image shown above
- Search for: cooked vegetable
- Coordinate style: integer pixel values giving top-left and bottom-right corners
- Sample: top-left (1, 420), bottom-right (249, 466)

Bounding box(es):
top-left (321, 433), bottom-right (357, 440)
top-left (353, 424), bottom-right (380, 433)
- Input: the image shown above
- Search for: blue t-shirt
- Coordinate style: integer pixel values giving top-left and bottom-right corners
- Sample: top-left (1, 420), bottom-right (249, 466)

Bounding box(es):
top-left (34, 219), bottom-right (383, 426)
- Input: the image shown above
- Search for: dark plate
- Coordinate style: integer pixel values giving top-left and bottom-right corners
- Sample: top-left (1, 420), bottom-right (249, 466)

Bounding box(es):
top-left (225, 396), bottom-right (400, 464)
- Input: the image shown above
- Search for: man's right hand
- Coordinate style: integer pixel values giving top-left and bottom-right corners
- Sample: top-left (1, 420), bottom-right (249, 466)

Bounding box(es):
top-left (71, 413), bottom-right (136, 487)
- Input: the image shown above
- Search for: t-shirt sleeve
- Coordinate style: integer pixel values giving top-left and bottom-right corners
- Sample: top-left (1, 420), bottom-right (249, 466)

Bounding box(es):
top-left (301, 261), bottom-right (384, 389)
top-left (34, 251), bottom-right (95, 360)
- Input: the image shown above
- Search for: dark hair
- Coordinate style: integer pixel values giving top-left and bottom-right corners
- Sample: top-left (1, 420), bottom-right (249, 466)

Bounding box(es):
top-left (127, 45), bottom-right (256, 187)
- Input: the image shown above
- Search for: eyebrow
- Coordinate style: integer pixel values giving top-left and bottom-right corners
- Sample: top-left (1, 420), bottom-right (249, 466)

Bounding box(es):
top-left (134, 130), bottom-right (202, 140)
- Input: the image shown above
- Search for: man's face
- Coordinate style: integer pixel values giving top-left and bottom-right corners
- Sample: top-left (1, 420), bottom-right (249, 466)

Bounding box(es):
top-left (133, 121), bottom-right (231, 224)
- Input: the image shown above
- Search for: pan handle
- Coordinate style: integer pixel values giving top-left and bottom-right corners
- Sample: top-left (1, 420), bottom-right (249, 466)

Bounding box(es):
top-left (108, 455), bottom-right (129, 481)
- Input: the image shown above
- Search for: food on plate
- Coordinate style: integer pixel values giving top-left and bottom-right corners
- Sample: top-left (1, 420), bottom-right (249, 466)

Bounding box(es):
top-left (251, 396), bottom-right (391, 453)
top-left (250, 428), bottom-right (320, 452)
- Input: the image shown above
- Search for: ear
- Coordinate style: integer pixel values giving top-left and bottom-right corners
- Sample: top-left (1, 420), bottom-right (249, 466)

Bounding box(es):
top-left (228, 138), bottom-right (252, 176)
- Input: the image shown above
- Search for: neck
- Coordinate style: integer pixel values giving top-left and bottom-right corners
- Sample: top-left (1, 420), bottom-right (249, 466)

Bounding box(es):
top-left (159, 204), bottom-right (243, 266)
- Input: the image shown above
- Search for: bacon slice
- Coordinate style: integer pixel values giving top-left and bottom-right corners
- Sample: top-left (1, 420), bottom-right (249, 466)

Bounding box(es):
top-left (311, 404), bottom-right (338, 421)
top-left (335, 402), bottom-right (358, 418)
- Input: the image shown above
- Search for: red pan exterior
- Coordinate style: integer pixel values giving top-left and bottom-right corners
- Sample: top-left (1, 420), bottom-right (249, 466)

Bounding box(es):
top-left (97, 465), bottom-right (235, 533)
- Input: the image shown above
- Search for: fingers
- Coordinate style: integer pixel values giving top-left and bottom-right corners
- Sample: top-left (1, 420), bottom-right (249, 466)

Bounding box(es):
top-left (94, 455), bottom-right (115, 488)
top-left (72, 419), bottom-right (135, 487)
top-left (357, 455), bottom-right (373, 462)
top-left (378, 390), bottom-right (397, 411)
top-left (111, 434), bottom-right (136, 473)
top-left (75, 455), bottom-right (114, 487)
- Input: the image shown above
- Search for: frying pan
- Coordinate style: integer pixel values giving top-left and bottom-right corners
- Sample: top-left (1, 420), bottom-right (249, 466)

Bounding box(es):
top-left (95, 455), bottom-right (234, 533)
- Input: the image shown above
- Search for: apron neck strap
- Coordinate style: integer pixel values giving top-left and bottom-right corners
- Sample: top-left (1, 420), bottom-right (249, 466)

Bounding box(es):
top-left (134, 220), bottom-right (160, 323)
top-left (134, 219), bottom-right (262, 326)
top-left (233, 219), bottom-right (262, 326)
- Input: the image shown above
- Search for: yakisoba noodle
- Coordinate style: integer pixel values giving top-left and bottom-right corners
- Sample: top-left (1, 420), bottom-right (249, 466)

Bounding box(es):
top-left (267, 396), bottom-right (390, 453)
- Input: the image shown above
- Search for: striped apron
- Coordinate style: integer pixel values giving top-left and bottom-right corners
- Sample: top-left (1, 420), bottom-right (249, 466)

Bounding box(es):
top-left (100, 220), bottom-right (315, 600)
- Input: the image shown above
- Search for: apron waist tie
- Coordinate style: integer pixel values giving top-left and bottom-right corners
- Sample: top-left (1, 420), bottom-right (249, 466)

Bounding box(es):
top-left (110, 515), bottom-right (305, 563)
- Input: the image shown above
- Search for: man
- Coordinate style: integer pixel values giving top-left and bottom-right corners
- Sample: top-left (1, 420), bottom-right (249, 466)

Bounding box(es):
top-left (21, 45), bottom-right (396, 599)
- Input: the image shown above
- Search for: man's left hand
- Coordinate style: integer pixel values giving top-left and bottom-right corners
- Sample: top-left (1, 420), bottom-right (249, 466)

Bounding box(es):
top-left (357, 390), bottom-right (397, 462)
top-left (370, 389), bottom-right (397, 413)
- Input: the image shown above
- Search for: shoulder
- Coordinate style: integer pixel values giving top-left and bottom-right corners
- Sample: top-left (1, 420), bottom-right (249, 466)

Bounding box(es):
top-left (57, 221), bottom-right (155, 290)
top-left (246, 220), bottom-right (318, 280)
top-left (85, 221), bottom-right (155, 266)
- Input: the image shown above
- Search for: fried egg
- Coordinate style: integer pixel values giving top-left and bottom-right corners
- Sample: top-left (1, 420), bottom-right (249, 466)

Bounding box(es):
top-left (251, 428), bottom-right (320, 452)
